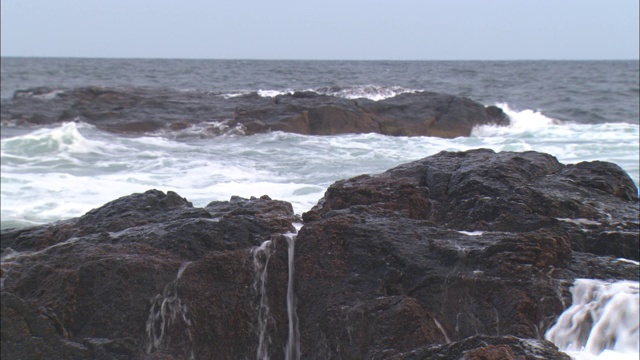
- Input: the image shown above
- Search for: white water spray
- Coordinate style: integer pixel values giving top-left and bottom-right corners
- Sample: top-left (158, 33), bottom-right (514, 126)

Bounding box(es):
top-left (145, 262), bottom-right (194, 359)
top-left (252, 240), bottom-right (274, 360)
top-left (545, 279), bottom-right (639, 360)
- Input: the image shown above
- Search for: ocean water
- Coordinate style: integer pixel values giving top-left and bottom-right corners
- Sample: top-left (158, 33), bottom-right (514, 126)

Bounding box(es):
top-left (1, 58), bottom-right (639, 359)
top-left (2, 58), bottom-right (638, 229)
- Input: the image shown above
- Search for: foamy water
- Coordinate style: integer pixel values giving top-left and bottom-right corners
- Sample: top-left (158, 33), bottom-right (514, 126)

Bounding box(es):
top-left (546, 279), bottom-right (640, 360)
top-left (1, 103), bottom-right (638, 229)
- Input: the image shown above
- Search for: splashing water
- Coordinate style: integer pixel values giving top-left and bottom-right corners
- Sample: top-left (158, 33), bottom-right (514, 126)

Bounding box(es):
top-left (2, 112), bottom-right (638, 230)
top-left (252, 240), bottom-right (274, 360)
top-left (145, 261), bottom-right (194, 359)
top-left (545, 279), bottom-right (639, 360)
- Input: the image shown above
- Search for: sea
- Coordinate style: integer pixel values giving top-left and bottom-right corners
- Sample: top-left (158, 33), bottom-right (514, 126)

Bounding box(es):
top-left (1, 58), bottom-right (639, 359)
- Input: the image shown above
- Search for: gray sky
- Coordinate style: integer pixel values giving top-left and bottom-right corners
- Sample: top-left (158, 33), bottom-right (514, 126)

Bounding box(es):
top-left (1, 0), bottom-right (638, 60)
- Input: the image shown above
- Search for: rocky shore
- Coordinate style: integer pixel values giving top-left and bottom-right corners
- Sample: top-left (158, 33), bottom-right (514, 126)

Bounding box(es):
top-left (1, 87), bottom-right (508, 138)
top-left (2, 149), bottom-right (638, 359)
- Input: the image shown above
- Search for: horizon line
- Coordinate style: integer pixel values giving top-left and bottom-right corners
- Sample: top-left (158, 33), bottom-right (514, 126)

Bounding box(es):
top-left (2, 55), bottom-right (639, 62)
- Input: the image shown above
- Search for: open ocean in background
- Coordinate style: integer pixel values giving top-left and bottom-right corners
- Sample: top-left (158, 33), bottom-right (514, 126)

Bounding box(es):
top-left (1, 57), bottom-right (639, 359)
top-left (1, 58), bottom-right (638, 230)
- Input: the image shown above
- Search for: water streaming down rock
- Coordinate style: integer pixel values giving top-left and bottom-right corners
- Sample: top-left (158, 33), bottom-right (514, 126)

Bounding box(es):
top-left (251, 225), bottom-right (301, 360)
top-left (1, 248), bottom-right (21, 291)
top-left (545, 279), bottom-right (640, 358)
top-left (145, 261), bottom-right (194, 359)
top-left (252, 240), bottom-right (274, 360)
top-left (433, 318), bottom-right (451, 344)
top-left (284, 231), bottom-right (301, 360)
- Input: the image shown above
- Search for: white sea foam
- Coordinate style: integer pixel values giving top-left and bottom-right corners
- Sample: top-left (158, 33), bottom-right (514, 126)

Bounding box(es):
top-left (0, 122), bottom-right (118, 156)
top-left (319, 85), bottom-right (419, 101)
top-left (556, 218), bottom-right (601, 226)
top-left (14, 89), bottom-right (64, 100)
top-left (471, 104), bottom-right (639, 183)
top-left (458, 231), bottom-right (485, 236)
top-left (1, 117), bottom-right (638, 229)
top-left (545, 279), bottom-right (640, 360)
top-left (219, 86), bottom-right (417, 102)
top-left (473, 103), bottom-right (560, 137)
top-left (221, 89), bottom-right (297, 98)
top-left (258, 89), bottom-right (294, 98)
top-left (219, 90), bottom-right (251, 99)
top-left (616, 258), bottom-right (640, 266)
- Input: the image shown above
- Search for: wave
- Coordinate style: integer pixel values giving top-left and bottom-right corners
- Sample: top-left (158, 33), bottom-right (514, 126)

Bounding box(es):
top-left (1, 119), bottom-right (638, 229)
top-left (473, 104), bottom-right (640, 140)
top-left (0, 122), bottom-right (121, 157)
top-left (472, 103), bottom-right (559, 137)
top-left (13, 87), bottom-right (65, 100)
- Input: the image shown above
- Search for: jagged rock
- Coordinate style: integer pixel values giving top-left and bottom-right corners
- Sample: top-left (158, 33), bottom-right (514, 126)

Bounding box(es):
top-left (1, 191), bottom-right (296, 359)
top-left (1, 149), bottom-right (638, 359)
top-left (1, 87), bottom-right (508, 138)
top-left (296, 149), bottom-right (638, 358)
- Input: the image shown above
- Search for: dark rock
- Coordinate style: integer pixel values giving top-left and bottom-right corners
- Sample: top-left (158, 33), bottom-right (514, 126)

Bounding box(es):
top-left (356, 92), bottom-right (509, 137)
top-left (303, 149), bottom-right (639, 259)
top-left (297, 149), bottom-right (638, 358)
top-left (1, 86), bottom-right (509, 138)
top-left (1, 190), bottom-right (297, 259)
top-left (392, 335), bottom-right (571, 360)
top-left (1, 291), bottom-right (135, 360)
top-left (1, 191), bottom-right (296, 359)
top-left (465, 345), bottom-right (522, 360)
top-left (2, 149), bottom-right (637, 359)
top-left (317, 295), bottom-right (448, 359)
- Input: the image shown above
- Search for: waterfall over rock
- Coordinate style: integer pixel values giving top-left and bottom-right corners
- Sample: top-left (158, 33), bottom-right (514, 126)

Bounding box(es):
top-left (145, 262), bottom-right (194, 358)
top-left (252, 240), bottom-right (274, 360)
top-left (546, 279), bottom-right (639, 358)
top-left (284, 232), bottom-right (300, 360)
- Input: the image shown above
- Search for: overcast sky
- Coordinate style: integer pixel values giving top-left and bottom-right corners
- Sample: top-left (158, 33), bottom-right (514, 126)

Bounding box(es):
top-left (1, 0), bottom-right (638, 60)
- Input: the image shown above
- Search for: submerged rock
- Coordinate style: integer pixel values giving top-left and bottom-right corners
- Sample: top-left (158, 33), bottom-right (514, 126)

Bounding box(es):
top-left (1, 149), bottom-right (638, 359)
top-left (1, 87), bottom-right (508, 138)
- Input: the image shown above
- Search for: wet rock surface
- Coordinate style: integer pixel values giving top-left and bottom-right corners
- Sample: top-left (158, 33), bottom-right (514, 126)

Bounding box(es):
top-left (297, 149), bottom-right (638, 358)
top-left (393, 335), bottom-right (571, 360)
top-left (2, 191), bottom-right (297, 359)
top-left (2, 149), bottom-right (638, 359)
top-left (1, 87), bottom-right (509, 138)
